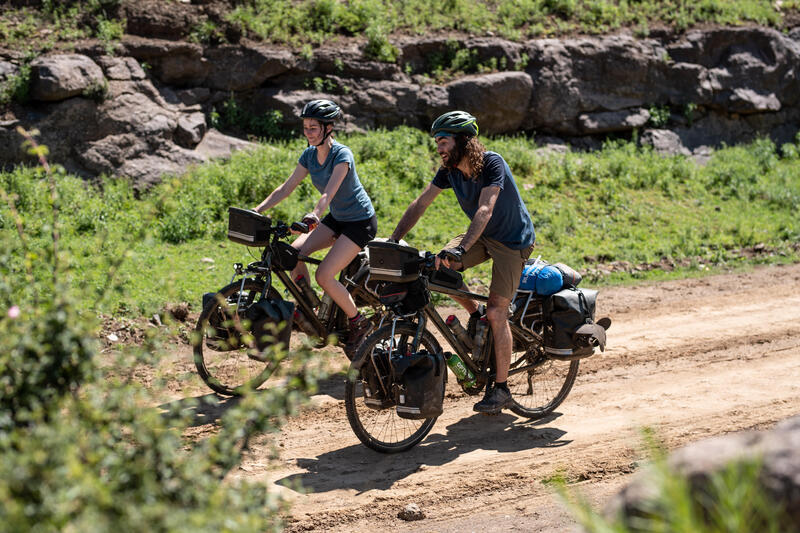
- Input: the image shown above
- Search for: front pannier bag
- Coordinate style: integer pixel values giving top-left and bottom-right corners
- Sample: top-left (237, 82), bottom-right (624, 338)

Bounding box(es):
top-left (543, 288), bottom-right (606, 359)
top-left (244, 298), bottom-right (295, 360)
top-left (391, 350), bottom-right (446, 420)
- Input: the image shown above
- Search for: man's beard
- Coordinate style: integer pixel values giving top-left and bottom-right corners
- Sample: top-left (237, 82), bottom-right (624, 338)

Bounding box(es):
top-left (441, 143), bottom-right (464, 169)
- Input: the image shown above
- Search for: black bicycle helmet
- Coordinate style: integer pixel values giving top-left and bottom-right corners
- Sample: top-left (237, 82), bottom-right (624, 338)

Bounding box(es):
top-left (300, 99), bottom-right (342, 122)
top-left (430, 110), bottom-right (479, 137)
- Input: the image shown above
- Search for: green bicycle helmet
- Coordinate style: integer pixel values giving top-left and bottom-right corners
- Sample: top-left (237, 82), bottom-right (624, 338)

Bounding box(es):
top-left (300, 99), bottom-right (342, 122)
top-left (431, 110), bottom-right (479, 137)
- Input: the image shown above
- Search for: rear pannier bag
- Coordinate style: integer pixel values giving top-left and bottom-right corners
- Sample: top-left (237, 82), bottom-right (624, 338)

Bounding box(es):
top-left (543, 288), bottom-right (605, 359)
top-left (367, 240), bottom-right (421, 282)
top-left (390, 350), bottom-right (446, 420)
top-left (228, 207), bottom-right (271, 246)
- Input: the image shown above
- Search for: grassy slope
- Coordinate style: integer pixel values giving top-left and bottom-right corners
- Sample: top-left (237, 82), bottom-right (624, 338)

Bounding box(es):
top-left (2, 128), bottom-right (798, 316)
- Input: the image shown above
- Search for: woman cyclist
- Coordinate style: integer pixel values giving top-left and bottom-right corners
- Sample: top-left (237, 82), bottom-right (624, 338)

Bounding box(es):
top-left (254, 99), bottom-right (376, 357)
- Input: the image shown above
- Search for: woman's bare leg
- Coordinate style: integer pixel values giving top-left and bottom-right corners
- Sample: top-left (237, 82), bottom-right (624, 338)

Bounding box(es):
top-left (315, 235), bottom-right (362, 318)
top-left (291, 225), bottom-right (336, 282)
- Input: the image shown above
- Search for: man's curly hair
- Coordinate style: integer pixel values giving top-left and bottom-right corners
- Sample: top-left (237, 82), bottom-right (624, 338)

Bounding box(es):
top-left (445, 135), bottom-right (485, 180)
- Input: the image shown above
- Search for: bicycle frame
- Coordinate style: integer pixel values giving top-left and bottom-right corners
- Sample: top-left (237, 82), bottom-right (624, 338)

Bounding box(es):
top-left (382, 275), bottom-right (547, 395)
top-left (230, 228), bottom-right (380, 344)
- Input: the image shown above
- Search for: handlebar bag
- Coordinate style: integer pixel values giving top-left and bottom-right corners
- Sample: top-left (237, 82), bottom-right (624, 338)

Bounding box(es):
top-left (367, 240), bottom-right (421, 282)
top-left (228, 207), bottom-right (271, 246)
top-left (244, 298), bottom-right (295, 358)
top-left (543, 287), bottom-right (599, 359)
top-left (391, 350), bottom-right (445, 420)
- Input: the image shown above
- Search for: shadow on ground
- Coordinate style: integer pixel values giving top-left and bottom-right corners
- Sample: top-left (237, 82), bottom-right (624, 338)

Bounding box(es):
top-left (276, 411), bottom-right (569, 494)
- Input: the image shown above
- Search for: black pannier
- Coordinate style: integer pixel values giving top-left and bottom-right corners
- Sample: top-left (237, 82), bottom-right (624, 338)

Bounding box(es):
top-left (243, 298), bottom-right (295, 361)
top-left (390, 350), bottom-right (446, 420)
top-left (543, 288), bottom-right (606, 360)
top-left (202, 291), bottom-right (253, 351)
top-left (228, 207), bottom-right (271, 246)
top-left (367, 240), bottom-right (421, 282)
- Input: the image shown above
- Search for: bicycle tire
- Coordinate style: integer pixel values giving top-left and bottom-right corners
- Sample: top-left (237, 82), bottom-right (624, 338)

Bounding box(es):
top-left (345, 322), bottom-right (441, 453)
top-left (193, 278), bottom-right (283, 396)
top-left (506, 343), bottom-right (579, 419)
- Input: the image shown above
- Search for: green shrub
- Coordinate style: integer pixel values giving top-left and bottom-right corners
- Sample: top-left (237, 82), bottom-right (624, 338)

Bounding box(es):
top-left (0, 129), bottom-right (318, 531)
top-left (0, 62), bottom-right (32, 105)
top-left (364, 24), bottom-right (398, 62)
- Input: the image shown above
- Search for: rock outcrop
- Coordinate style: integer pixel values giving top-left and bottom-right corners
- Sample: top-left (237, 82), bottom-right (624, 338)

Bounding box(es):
top-left (606, 416), bottom-right (800, 529)
top-left (1, 26), bottom-right (799, 187)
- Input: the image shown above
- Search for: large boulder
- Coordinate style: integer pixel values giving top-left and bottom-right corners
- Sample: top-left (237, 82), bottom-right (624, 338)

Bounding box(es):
top-left (29, 54), bottom-right (107, 102)
top-left (204, 45), bottom-right (295, 91)
top-left (607, 416), bottom-right (800, 529)
top-left (447, 71), bottom-right (533, 134)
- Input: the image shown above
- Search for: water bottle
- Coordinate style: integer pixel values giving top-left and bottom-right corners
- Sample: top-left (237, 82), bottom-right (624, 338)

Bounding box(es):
top-left (445, 352), bottom-right (476, 388)
top-left (472, 317), bottom-right (489, 361)
top-left (445, 315), bottom-right (474, 353)
top-left (317, 293), bottom-right (333, 322)
top-left (295, 274), bottom-right (321, 308)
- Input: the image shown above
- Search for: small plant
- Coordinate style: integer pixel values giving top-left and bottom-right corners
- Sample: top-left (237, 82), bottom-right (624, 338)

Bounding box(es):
top-left (364, 24), bottom-right (398, 63)
top-left (648, 105), bottom-right (671, 128)
top-left (82, 79), bottom-right (109, 102)
top-left (683, 102), bottom-right (698, 126)
top-left (0, 63), bottom-right (32, 105)
top-left (300, 43), bottom-right (314, 62)
top-left (211, 95), bottom-right (290, 142)
top-left (189, 20), bottom-right (226, 45)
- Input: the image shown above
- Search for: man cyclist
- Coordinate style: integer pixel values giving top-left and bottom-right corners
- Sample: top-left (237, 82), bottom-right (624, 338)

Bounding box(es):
top-left (389, 111), bottom-right (535, 414)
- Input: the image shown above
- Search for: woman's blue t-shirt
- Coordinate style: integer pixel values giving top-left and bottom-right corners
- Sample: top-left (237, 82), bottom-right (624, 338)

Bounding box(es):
top-left (431, 151), bottom-right (535, 250)
top-left (298, 141), bottom-right (375, 222)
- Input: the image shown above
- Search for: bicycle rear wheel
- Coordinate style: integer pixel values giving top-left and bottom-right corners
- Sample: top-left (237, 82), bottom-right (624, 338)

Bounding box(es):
top-left (345, 323), bottom-right (441, 453)
top-left (506, 342), bottom-right (579, 419)
top-left (193, 279), bottom-right (283, 396)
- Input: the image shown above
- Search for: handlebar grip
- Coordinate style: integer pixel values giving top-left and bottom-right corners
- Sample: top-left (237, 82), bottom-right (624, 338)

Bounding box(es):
top-left (439, 250), bottom-right (461, 261)
top-left (291, 221), bottom-right (310, 233)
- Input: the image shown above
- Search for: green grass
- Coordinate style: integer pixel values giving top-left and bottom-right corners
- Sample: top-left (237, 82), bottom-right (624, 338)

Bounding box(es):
top-left (2, 128), bottom-right (799, 316)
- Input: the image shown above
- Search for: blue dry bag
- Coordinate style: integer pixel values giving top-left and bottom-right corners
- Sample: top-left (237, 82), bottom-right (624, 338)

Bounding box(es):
top-left (518, 259), bottom-right (564, 295)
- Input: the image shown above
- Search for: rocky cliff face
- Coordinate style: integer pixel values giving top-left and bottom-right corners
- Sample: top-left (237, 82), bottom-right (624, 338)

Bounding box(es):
top-left (1, 26), bottom-right (799, 186)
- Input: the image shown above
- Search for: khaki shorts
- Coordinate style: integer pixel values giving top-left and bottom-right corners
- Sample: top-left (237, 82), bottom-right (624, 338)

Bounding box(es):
top-left (444, 234), bottom-right (535, 301)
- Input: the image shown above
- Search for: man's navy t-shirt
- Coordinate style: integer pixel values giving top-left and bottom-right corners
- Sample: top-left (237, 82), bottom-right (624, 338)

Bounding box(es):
top-left (431, 151), bottom-right (535, 250)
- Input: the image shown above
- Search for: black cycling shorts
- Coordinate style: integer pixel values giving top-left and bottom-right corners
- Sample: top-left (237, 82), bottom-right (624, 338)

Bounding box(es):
top-left (321, 213), bottom-right (377, 249)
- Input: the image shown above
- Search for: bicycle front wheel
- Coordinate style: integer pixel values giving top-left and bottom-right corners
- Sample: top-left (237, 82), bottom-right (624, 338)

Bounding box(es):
top-left (193, 278), bottom-right (282, 396)
top-left (507, 343), bottom-right (579, 419)
top-left (345, 323), bottom-right (442, 453)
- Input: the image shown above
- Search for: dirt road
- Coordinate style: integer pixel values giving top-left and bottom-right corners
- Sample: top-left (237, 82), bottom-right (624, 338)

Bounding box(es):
top-left (179, 262), bottom-right (800, 532)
